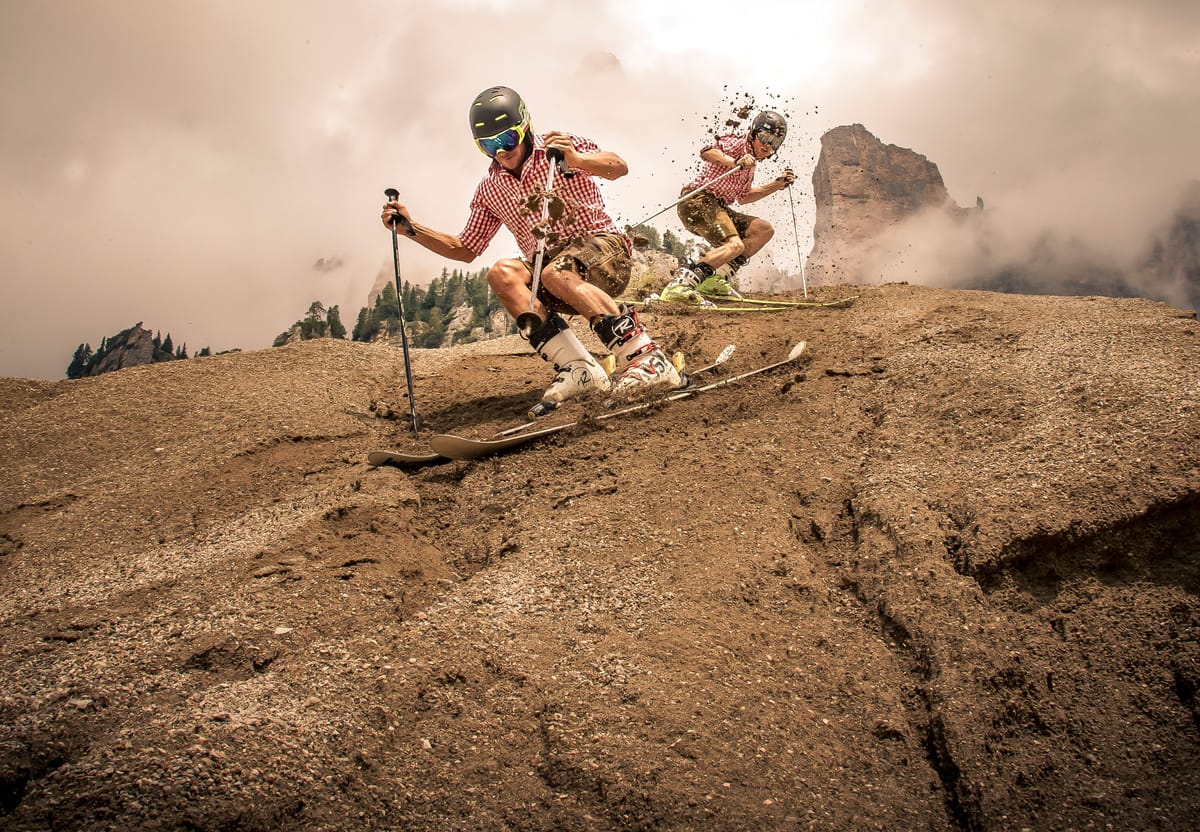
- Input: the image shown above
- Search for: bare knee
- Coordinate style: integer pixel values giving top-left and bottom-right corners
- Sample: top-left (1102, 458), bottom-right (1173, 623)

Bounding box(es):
top-left (488, 258), bottom-right (528, 292)
top-left (747, 219), bottom-right (774, 243)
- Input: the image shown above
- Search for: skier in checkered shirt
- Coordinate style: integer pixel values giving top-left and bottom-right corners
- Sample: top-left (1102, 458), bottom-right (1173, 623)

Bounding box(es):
top-left (661, 111), bottom-right (797, 305)
top-left (381, 86), bottom-right (680, 415)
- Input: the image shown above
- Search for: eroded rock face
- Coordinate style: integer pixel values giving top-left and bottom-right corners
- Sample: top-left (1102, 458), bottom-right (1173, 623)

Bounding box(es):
top-left (366, 260), bottom-right (393, 310)
top-left (807, 124), bottom-right (964, 284)
top-left (86, 323), bottom-right (157, 375)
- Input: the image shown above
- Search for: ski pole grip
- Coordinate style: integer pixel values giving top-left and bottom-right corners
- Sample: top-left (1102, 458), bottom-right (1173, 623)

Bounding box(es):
top-left (383, 188), bottom-right (417, 236)
top-left (546, 147), bottom-right (574, 178)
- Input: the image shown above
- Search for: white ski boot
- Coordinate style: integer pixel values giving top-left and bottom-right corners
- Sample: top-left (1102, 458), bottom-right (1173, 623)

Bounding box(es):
top-left (528, 314), bottom-right (611, 417)
top-left (592, 307), bottom-right (681, 399)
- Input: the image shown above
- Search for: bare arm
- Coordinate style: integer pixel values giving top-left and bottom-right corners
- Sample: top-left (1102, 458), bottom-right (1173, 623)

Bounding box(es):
top-left (544, 131), bottom-right (628, 180)
top-left (381, 200), bottom-right (477, 263)
top-left (700, 146), bottom-right (754, 170)
top-left (573, 150), bottom-right (628, 180)
top-left (737, 168), bottom-right (796, 205)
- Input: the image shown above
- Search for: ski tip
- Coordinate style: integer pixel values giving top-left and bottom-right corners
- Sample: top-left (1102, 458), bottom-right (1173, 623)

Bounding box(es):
top-left (787, 341), bottom-right (808, 360)
top-left (527, 399), bottom-right (559, 420)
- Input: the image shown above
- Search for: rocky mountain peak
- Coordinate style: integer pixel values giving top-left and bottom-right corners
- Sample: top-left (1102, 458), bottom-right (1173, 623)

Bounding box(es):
top-left (807, 124), bottom-right (972, 285)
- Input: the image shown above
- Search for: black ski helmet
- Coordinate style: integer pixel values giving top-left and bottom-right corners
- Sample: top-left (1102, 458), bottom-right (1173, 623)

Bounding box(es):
top-left (469, 86), bottom-right (530, 140)
top-left (749, 110), bottom-right (787, 151)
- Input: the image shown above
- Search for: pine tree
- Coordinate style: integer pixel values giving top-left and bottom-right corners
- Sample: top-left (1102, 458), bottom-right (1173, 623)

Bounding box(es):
top-left (370, 283), bottom-right (401, 337)
top-left (445, 269), bottom-right (467, 309)
top-left (66, 343), bottom-right (93, 379)
top-left (423, 278), bottom-right (440, 315)
top-left (402, 283), bottom-right (419, 322)
top-left (327, 305), bottom-right (346, 339)
top-left (352, 307), bottom-right (370, 341)
top-left (300, 301), bottom-right (327, 339)
top-left (417, 306), bottom-right (447, 347)
top-left (468, 268), bottom-right (489, 317)
top-left (378, 283), bottom-right (400, 322)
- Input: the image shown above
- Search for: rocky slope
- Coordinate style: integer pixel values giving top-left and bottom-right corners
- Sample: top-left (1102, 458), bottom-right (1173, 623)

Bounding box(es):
top-left (1, 283), bottom-right (1198, 831)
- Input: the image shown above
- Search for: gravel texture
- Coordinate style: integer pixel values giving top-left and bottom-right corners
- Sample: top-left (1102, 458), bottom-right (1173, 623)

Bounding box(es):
top-left (1, 282), bottom-right (1198, 831)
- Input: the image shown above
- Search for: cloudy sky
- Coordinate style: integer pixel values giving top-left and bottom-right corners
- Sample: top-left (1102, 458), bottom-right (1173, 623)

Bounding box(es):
top-left (2, 0), bottom-right (1198, 379)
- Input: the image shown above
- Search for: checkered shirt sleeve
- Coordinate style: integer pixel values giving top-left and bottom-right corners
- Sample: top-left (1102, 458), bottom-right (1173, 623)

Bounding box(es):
top-left (684, 134), bottom-right (757, 204)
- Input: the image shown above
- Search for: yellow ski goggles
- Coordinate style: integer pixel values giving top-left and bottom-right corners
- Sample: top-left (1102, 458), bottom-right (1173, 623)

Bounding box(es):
top-left (475, 121), bottom-right (530, 157)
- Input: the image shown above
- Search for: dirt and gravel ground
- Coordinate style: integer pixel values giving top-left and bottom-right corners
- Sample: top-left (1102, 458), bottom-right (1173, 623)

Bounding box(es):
top-left (2, 282), bottom-right (1199, 831)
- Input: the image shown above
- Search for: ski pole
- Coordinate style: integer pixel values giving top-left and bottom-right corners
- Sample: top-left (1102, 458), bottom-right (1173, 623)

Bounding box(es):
top-left (515, 147), bottom-right (563, 337)
top-left (787, 183), bottom-right (808, 298)
top-left (383, 187), bottom-right (420, 437)
top-left (629, 163), bottom-right (746, 229)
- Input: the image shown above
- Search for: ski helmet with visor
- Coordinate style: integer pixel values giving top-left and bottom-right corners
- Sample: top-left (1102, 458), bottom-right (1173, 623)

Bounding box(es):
top-left (470, 86), bottom-right (531, 157)
top-left (749, 110), bottom-right (787, 154)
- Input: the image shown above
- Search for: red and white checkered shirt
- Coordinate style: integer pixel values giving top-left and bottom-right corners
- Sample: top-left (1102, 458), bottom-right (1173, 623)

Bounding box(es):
top-left (683, 133), bottom-right (756, 205)
top-left (458, 133), bottom-right (630, 260)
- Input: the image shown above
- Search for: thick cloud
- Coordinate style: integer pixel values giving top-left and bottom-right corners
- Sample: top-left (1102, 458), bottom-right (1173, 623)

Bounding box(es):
top-left (1, 0), bottom-right (1196, 377)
